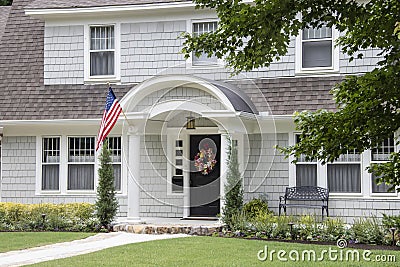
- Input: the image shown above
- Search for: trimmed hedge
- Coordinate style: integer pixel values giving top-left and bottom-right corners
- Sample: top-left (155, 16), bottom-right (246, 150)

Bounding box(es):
top-left (0, 203), bottom-right (99, 232)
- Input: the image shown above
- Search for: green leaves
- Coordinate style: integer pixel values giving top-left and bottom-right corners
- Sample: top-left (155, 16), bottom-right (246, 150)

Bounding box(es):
top-left (184, 0), bottom-right (400, 188)
top-left (95, 140), bottom-right (119, 228)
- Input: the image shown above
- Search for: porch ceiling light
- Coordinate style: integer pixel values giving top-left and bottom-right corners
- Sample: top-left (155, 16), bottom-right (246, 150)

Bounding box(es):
top-left (186, 116), bottom-right (195, 130)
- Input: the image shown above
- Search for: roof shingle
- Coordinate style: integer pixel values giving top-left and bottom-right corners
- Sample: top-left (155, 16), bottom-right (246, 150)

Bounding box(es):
top-left (0, 0), bottom-right (130, 121)
top-left (0, 6), bottom-right (11, 42)
top-left (0, 0), bottom-right (340, 121)
top-left (27, 0), bottom-right (190, 10)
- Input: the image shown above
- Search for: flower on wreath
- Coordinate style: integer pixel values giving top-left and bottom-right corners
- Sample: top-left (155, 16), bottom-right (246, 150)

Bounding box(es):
top-left (194, 144), bottom-right (217, 175)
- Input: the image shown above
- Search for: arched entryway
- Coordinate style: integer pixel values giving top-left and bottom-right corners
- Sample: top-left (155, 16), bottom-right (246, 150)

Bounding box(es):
top-left (119, 75), bottom-right (258, 220)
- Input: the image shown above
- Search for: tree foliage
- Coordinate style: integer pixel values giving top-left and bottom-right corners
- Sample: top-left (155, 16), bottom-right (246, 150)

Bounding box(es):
top-left (95, 140), bottom-right (119, 228)
top-left (0, 0), bottom-right (12, 6)
top-left (183, 0), bottom-right (400, 191)
top-left (222, 138), bottom-right (243, 228)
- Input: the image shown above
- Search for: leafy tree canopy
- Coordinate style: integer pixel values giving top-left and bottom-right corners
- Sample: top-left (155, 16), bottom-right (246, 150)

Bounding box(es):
top-left (183, 0), bottom-right (400, 191)
top-left (0, 0), bottom-right (12, 6)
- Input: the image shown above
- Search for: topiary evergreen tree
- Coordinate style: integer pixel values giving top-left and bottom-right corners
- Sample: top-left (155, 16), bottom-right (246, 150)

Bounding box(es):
top-left (95, 140), bottom-right (119, 228)
top-left (222, 137), bottom-right (243, 229)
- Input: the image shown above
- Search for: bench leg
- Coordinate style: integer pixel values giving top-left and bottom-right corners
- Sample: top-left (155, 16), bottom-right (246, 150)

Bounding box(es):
top-left (322, 207), bottom-right (324, 221)
top-left (279, 205), bottom-right (281, 216)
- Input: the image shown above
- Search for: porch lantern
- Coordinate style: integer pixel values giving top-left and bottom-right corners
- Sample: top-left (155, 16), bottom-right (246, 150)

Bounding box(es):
top-left (186, 116), bottom-right (196, 130)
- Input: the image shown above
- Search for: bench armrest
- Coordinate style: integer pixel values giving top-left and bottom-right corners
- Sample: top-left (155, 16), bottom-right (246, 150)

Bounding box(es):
top-left (279, 196), bottom-right (285, 203)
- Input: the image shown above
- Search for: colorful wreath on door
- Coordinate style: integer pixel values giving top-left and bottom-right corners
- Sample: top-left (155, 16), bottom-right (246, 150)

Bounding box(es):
top-left (194, 145), bottom-right (217, 175)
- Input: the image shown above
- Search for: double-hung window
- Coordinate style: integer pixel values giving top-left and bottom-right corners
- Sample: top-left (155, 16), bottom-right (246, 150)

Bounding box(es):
top-left (192, 21), bottom-right (218, 66)
top-left (90, 25), bottom-right (115, 76)
top-left (371, 137), bottom-right (394, 193)
top-left (295, 135), bottom-right (317, 186)
top-left (42, 137), bottom-right (60, 190)
top-left (68, 137), bottom-right (95, 190)
top-left (301, 24), bottom-right (333, 69)
top-left (108, 137), bottom-right (122, 191)
top-left (327, 150), bottom-right (361, 193)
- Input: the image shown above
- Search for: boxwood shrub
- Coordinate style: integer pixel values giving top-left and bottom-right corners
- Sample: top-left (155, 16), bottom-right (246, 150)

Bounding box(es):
top-left (0, 202), bottom-right (99, 232)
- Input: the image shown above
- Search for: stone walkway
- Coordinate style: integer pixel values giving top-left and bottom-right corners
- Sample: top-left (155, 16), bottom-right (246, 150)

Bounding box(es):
top-left (0, 232), bottom-right (188, 267)
top-left (113, 217), bottom-right (223, 235)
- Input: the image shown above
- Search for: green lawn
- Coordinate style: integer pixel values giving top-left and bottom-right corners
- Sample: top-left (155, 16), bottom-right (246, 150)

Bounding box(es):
top-left (0, 232), bottom-right (94, 253)
top-left (31, 236), bottom-right (399, 266)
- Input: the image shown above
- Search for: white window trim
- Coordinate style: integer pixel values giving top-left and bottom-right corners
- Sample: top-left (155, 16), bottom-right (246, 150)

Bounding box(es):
top-left (167, 130), bottom-right (185, 196)
top-left (66, 136), bottom-right (97, 193)
top-left (107, 136), bottom-right (123, 194)
top-left (369, 136), bottom-right (398, 196)
top-left (288, 132), bottom-right (400, 199)
top-left (84, 23), bottom-right (121, 83)
top-left (186, 18), bottom-right (224, 69)
top-left (36, 135), bottom-right (126, 196)
top-left (295, 25), bottom-right (340, 74)
top-left (36, 136), bottom-right (62, 194)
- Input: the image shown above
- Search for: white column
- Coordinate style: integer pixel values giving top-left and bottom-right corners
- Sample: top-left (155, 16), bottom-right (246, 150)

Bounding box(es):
top-left (219, 131), bottom-right (230, 216)
top-left (127, 132), bottom-right (141, 221)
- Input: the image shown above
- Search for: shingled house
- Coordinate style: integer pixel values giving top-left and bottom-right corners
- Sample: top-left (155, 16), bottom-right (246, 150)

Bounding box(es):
top-left (0, 0), bottom-right (397, 222)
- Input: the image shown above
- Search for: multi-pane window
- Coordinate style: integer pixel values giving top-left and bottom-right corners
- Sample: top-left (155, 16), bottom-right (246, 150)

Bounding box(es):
top-left (295, 135), bottom-right (317, 186)
top-left (42, 137), bottom-right (60, 190)
top-left (107, 137), bottom-right (122, 191)
top-left (90, 25), bottom-right (115, 76)
top-left (68, 137), bottom-right (95, 190)
top-left (327, 150), bottom-right (361, 193)
top-left (302, 24), bottom-right (333, 68)
top-left (172, 140), bottom-right (184, 193)
top-left (192, 22), bottom-right (218, 65)
top-left (371, 137), bottom-right (394, 193)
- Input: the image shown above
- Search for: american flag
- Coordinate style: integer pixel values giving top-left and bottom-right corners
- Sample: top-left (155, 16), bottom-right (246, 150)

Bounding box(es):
top-left (96, 87), bottom-right (122, 151)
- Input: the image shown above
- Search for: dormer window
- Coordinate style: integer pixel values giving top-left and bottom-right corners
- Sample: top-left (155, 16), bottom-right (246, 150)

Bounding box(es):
top-left (90, 25), bottom-right (115, 76)
top-left (302, 25), bottom-right (332, 68)
top-left (192, 21), bottom-right (219, 66)
top-left (295, 23), bottom-right (339, 74)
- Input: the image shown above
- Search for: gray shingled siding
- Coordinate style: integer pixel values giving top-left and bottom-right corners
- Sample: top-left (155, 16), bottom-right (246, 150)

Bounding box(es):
top-left (133, 86), bottom-right (224, 112)
top-left (242, 134), bottom-right (400, 223)
top-left (339, 48), bottom-right (383, 74)
top-left (120, 21), bottom-right (186, 83)
top-left (44, 25), bottom-right (84, 85)
top-left (43, 20), bottom-right (383, 85)
top-left (243, 133), bottom-right (290, 210)
top-left (139, 135), bottom-right (183, 217)
top-left (281, 199), bottom-right (400, 224)
top-left (117, 21), bottom-right (295, 83)
top-left (1, 136), bottom-right (36, 200)
top-left (0, 136), bottom-right (128, 217)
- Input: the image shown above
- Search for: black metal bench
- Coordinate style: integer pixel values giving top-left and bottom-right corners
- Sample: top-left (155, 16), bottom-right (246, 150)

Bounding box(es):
top-left (279, 186), bottom-right (329, 219)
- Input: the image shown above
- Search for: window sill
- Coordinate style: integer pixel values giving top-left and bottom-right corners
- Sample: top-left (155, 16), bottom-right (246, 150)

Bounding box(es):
top-left (295, 68), bottom-right (339, 76)
top-left (168, 192), bottom-right (184, 196)
top-left (370, 193), bottom-right (398, 197)
top-left (187, 63), bottom-right (225, 70)
top-left (329, 193), bottom-right (363, 198)
top-left (36, 190), bottom-right (61, 195)
top-left (66, 190), bottom-right (96, 195)
top-left (84, 76), bottom-right (120, 85)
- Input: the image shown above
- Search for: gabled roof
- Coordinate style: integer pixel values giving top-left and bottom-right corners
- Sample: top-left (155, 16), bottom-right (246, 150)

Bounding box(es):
top-left (0, 6), bottom-right (11, 42)
top-left (0, 0), bottom-right (338, 121)
top-left (0, 0), bottom-right (130, 121)
top-left (26, 0), bottom-right (190, 10)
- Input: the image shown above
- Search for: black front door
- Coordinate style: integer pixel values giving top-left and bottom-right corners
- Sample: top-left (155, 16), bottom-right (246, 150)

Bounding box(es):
top-left (190, 134), bottom-right (220, 217)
